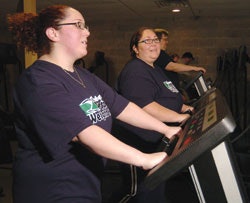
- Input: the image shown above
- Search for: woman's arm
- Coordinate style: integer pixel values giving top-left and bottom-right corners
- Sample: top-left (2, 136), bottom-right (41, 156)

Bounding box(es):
top-left (76, 125), bottom-right (167, 170)
top-left (181, 104), bottom-right (194, 113)
top-left (116, 102), bottom-right (181, 139)
top-left (142, 101), bottom-right (190, 124)
top-left (166, 62), bottom-right (206, 73)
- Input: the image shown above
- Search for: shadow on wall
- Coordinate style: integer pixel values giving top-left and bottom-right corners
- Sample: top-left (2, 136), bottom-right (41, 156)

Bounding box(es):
top-left (0, 43), bottom-right (23, 112)
top-left (88, 51), bottom-right (116, 87)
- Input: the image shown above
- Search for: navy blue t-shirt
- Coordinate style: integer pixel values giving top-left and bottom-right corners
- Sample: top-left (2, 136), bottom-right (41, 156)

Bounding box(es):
top-left (13, 60), bottom-right (129, 203)
top-left (116, 58), bottom-right (183, 152)
top-left (154, 50), bottom-right (180, 89)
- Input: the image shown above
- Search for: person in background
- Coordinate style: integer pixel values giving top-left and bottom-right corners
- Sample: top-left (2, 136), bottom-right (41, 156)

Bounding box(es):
top-left (181, 51), bottom-right (195, 65)
top-left (171, 53), bottom-right (180, 63)
top-left (116, 27), bottom-right (194, 203)
top-left (7, 5), bottom-right (181, 203)
top-left (154, 28), bottom-right (206, 90)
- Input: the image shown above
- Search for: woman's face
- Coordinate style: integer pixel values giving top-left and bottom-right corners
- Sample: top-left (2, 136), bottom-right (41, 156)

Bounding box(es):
top-left (56, 8), bottom-right (90, 60)
top-left (134, 29), bottom-right (161, 66)
top-left (160, 34), bottom-right (168, 51)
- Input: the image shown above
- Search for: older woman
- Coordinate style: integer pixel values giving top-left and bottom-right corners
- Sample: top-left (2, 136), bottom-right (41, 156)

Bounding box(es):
top-left (118, 27), bottom-right (193, 128)
top-left (115, 27), bottom-right (196, 203)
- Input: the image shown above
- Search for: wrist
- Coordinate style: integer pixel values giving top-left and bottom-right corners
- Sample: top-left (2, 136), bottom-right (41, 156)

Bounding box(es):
top-left (179, 113), bottom-right (190, 123)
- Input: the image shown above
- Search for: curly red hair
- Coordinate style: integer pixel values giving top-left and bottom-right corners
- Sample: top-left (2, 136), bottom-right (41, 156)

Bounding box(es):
top-left (7, 5), bottom-right (69, 55)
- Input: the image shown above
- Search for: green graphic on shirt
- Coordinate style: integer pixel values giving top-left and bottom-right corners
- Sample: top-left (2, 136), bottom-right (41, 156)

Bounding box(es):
top-left (79, 99), bottom-right (99, 115)
top-left (163, 80), bottom-right (179, 93)
top-left (79, 95), bottom-right (112, 124)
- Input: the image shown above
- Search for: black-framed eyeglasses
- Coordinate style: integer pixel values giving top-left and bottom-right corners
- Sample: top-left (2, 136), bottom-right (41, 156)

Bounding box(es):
top-left (138, 38), bottom-right (160, 44)
top-left (56, 22), bottom-right (89, 31)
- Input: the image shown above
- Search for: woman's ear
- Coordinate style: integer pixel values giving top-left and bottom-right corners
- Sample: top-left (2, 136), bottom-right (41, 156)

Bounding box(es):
top-left (133, 45), bottom-right (139, 54)
top-left (45, 27), bottom-right (59, 42)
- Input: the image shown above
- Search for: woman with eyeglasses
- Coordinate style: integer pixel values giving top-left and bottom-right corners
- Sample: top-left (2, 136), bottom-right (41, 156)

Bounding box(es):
top-left (7, 6), bottom-right (181, 203)
top-left (118, 27), bottom-right (193, 128)
top-left (115, 27), bottom-right (196, 202)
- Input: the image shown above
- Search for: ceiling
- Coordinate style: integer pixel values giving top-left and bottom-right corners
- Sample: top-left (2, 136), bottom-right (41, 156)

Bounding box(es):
top-left (1, 0), bottom-right (250, 26)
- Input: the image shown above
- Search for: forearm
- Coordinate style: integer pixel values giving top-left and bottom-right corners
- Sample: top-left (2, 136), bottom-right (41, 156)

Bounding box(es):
top-left (116, 102), bottom-right (172, 135)
top-left (77, 125), bottom-right (166, 169)
top-left (77, 125), bottom-right (143, 165)
top-left (166, 62), bottom-right (206, 73)
top-left (143, 101), bottom-right (188, 123)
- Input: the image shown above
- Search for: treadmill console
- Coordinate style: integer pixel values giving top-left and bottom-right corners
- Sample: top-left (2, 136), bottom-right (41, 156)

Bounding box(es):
top-left (144, 88), bottom-right (236, 190)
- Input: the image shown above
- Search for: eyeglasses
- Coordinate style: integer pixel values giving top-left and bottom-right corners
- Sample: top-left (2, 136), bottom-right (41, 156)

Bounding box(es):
top-left (138, 38), bottom-right (160, 44)
top-left (56, 22), bottom-right (89, 31)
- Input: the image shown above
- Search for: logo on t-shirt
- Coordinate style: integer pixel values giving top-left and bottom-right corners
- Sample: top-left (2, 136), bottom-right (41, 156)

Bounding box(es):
top-left (163, 80), bottom-right (179, 93)
top-left (79, 95), bottom-right (111, 124)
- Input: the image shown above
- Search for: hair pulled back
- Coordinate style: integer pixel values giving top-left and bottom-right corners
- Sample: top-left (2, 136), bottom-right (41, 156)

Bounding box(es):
top-left (7, 5), bottom-right (69, 55)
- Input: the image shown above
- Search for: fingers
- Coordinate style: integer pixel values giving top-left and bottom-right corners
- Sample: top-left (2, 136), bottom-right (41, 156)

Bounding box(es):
top-left (142, 152), bottom-right (167, 170)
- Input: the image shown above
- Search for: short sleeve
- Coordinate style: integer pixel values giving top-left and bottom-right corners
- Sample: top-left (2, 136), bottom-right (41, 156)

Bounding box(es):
top-left (13, 62), bottom-right (130, 159)
top-left (154, 50), bottom-right (172, 69)
top-left (118, 62), bottom-right (157, 108)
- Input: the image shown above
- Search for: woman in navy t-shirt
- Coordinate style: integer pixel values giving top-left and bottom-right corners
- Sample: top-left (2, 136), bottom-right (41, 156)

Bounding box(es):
top-left (116, 27), bottom-right (194, 203)
top-left (7, 6), bottom-right (181, 203)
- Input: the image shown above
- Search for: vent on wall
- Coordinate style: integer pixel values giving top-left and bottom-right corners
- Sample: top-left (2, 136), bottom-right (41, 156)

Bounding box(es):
top-left (154, 0), bottom-right (189, 8)
top-left (154, 0), bottom-right (199, 19)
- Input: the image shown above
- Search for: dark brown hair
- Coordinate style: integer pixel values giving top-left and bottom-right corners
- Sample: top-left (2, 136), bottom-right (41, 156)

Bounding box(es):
top-left (7, 5), bottom-right (69, 55)
top-left (129, 27), bottom-right (154, 57)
